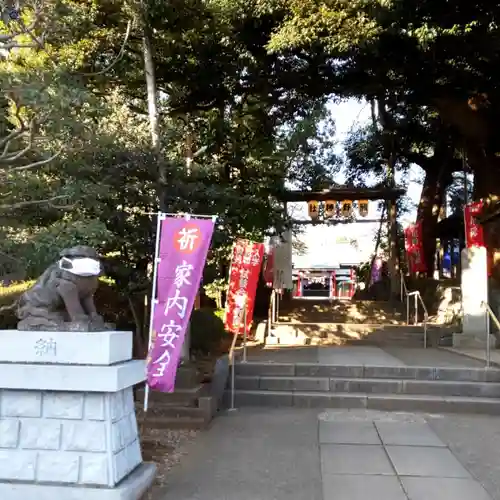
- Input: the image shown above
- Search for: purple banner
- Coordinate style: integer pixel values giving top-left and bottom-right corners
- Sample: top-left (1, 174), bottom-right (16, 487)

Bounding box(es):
top-left (147, 216), bottom-right (215, 392)
top-left (370, 257), bottom-right (382, 285)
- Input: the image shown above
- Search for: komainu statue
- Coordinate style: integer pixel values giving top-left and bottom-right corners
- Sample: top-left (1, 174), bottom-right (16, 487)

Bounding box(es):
top-left (17, 246), bottom-right (110, 331)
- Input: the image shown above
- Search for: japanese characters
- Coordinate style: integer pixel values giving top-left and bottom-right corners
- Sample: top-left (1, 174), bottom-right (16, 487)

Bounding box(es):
top-left (146, 216), bottom-right (215, 393)
top-left (224, 239), bottom-right (264, 335)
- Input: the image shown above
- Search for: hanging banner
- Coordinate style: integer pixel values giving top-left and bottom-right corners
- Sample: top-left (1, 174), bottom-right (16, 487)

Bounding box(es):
top-left (262, 243), bottom-right (275, 287)
top-left (330, 271), bottom-right (336, 298)
top-left (273, 230), bottom-right (293, 290)
top-left (147, 215), bottom-right (215, 393)
top-left (224, 239), bottom-right (264, 334)
top-left (370, 257), bottom-right (383, 285)
top-left (404, 225), bottom-right (415, 273)
top-left (341, 199), bottom-right (353, 217)
top-left (308, 200), bottom-right (319, 219)
top-left (295, 271), bottom-right (303, 297)
top-left (358, 200), bottom-right (369, 217)
top-left (324, 200), bottom-right (336, 218)
top-left (464, 201), bottom-right (485, 248)
top-left (404, 222), bottom-right (427, 274)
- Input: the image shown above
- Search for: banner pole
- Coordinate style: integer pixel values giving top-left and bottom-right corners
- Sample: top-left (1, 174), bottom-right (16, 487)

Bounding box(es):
top-left (271, 289), bottom-right (276, 323)
top-left (230, 355), bottom-right (236, 410)
top-left (143, 212), bottom-right (164, 413)
top-left (276, 290), bottom-right (280, 323)
top-left (242, 297), bottom-right (248, 363)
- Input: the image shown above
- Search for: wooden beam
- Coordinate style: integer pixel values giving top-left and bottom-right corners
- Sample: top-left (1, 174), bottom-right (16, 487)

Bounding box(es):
top-left (282, 186), bottom-right (405, 202)
top-left (292, 218), bottom-right (387, 225)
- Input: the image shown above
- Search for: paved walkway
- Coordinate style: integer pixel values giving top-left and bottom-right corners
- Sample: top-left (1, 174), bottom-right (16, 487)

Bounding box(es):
top-left (244, 345), bottom-right (486, 368)
top-left (159, 408), bottom-right (498, 500)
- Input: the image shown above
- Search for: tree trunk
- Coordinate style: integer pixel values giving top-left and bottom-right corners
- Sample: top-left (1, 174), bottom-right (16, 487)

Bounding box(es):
top-left (467, 148), bottom-right (500, 283)
top-left (140, 3), bottom-right (167, 211)
top-left (377, 97), bottom-right (399, 298)
top-left (434, 97), bottom-right (500, 281)
top-left (417, 167), bottom-right (453, 277)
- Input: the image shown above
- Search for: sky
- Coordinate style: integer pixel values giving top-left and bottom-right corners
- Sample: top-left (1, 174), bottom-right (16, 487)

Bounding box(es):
top-left (291, 99), bottom-right (423, 269)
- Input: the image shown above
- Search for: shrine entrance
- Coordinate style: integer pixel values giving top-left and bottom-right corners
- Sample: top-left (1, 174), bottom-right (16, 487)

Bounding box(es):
top-left (293, 266), bottom-right (357, 300)
top-left (283, 185), bottom-right (405, 299)
top-left (264, 185), bottom-right (407, 346)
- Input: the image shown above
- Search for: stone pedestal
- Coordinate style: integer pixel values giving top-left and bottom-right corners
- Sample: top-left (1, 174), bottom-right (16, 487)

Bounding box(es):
top-left (0, 330), bottom-right (156, 499)
top-left (453, 247), bottom-right (492, 348)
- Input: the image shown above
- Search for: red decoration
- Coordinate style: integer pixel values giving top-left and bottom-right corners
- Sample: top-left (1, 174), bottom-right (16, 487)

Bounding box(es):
top-left (404, 222), bottom-right (427, 274)
top-left (224, 239), bottom-right (264, 335)
top-left (464, 201), bottom-right (493, 276)
top-left (330, 271), bottom-right (336, 299)
top-left (294, 271), bottom-right (303, 297)
top-left (464, 201), bottom-right (485, 248)
top-left (262, 246), bottom-right (275, 287)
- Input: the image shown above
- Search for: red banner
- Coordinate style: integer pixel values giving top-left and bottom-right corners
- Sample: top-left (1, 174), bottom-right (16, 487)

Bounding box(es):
top-left (262, 246), bottom-right (274, 287)
top-left (224, 239), bottom-right (264, 335)
top-left (404, 222), bottom-right (427, 274)
top-left (464, 201), bottom-right (492, 275)
top-left (464, 201), bottom-right (485, 248)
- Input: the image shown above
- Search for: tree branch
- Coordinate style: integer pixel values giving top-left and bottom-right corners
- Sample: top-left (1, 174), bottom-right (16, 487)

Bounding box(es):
top-left (78, 20), bottom-right (132, 77)
top-left (0, 0), bottom-right (44, 47)
top-left (5, 148), bottom-right (62, 173)
top-left (0, 119), bottom-right (36, 163)
top-left (0, 193), bottom-right (75, 211)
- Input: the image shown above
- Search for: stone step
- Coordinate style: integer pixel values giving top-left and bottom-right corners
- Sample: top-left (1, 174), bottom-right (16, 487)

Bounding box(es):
top-left (135, 403), bottom-right (207, 419)
top-left (235, 375), bottom-right (500, 398)
top-left (235, 362), bottom-right (500, 382)
top-left (266, 322), bottom-right (444, 347)
top-left (134, 385), bottom-right (203, 407)
top-left (138, 415), bottom-right (208, 430)
top-left (272, 323), bottom-right (427, 335)
top-left (278, 300), bottom-right (408, 325)
top-left (227, 390), bottom-right (500, 415)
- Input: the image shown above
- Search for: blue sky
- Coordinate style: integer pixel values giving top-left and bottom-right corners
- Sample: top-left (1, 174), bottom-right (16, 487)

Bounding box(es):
top-left (291, 98), bottom-right (423, 268)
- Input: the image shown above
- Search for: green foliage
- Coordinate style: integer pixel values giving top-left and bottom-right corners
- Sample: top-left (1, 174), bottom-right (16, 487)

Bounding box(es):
top-left (190, 307), bottom-right (230, 354)
top-left (0, 219), bottom-right (112, 278)
top-left (204, 278), bottom-right (227, 309)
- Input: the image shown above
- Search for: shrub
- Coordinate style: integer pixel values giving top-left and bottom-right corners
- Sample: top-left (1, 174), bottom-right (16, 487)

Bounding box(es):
top-left (0, 281), bottom-right (33, 329)
top-left (190, 307), bottom-right (230, 355)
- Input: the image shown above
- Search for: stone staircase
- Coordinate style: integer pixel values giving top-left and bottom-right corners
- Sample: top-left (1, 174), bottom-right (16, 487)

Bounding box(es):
top-left (135, 365), bottom-right (214, 431)
top-left (230, 361), bottom-right (500, 415)
top-left (267, 299), bottom-right (446, 347)
top-left (279, 299), bottom-right (408, 325)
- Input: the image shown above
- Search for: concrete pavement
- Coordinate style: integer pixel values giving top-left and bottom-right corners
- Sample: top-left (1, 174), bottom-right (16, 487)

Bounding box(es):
top-left (158, 408), bottom-right (499, 500)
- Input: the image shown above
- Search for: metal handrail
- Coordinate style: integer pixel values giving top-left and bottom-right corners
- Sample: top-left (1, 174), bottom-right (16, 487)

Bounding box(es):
top-left (400, 274), bottom-right (429, 348)
top-left (408, 291), bottom-right (429, 348)
top-left (400, 274), bottom-right (410, 323)
top-left (480, 300), bottom-right (497, 368)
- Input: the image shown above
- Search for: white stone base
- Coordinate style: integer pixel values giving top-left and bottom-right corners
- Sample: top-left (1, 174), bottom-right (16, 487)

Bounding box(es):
top-left (0, 330), bottom-right (155, 496)
top-left (0, 330), bottom-right (133, 365)
top-left (0, 462), bottom-right (156, 500)
top-left (0, 387), bottom-right (143, 487)
top-left (0, 360), bottom-right (145, 391)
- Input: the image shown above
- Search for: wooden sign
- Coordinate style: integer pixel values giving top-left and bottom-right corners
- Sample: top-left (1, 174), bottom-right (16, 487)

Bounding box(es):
top-left (341, 200), bottom-right (353, 217)
top-left (358, 200), bottom-right (369, 217)
top-left (324, 200), bottom-right (336, 218)
top-left (308, 200), bottom-right (319, 219)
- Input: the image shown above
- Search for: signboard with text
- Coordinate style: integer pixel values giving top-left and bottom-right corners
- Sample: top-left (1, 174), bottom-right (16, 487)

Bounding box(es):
top-left (464, 201), bottom-right (485, 248)
top-left (273, 230), bottom-right (293, 290)
top-left (146, 216), bottom-right (215, 393)
top-left (224, 239), bottom-right (264, 334)
top-left (404, 221), bottom-right (427, 274)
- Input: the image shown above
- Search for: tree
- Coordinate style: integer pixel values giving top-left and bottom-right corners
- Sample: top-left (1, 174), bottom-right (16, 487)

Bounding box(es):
top-left (258, 0), bottom-right (500, 282)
